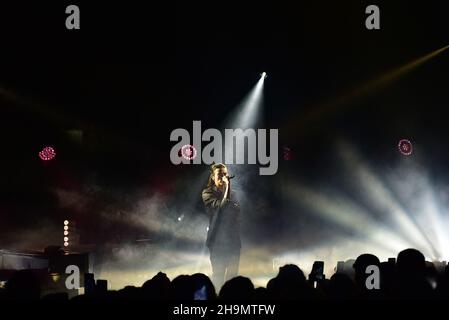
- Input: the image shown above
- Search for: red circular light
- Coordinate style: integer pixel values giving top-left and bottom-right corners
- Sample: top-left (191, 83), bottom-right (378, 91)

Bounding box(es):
top-left (181, 144), bottom-right (197, 160)
top-left (398, 139), bottom-right (412, 156)
top-left (39, 147), bottom-right (56, 161)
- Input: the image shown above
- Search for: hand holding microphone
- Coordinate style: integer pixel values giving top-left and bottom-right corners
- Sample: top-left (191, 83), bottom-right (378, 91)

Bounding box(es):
top-left (222, 174), bottom-right (234, 184)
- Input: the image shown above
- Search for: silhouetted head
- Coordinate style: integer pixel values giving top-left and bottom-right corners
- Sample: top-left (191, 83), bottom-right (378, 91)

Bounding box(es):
top-left (219, 276), bottom-right (254, 300)
top-left (267, 264), bottom-right (312, 299)
top-left (142, 271), bottom-right (171, 299)
top-left (277, 264), bottom-right (306, 282)
top-left (393, 249), bottom-right (434, 298)
top-left (191, 273), bottom-right (216, 300)
top-left (354, 254), bottom-right (380, 273)
top-left (353, 254), bottom-right (380, 289)
top-left (397, 248), bottom-right (426, 275)
top-left (169, 275), bottom-right (194, 300)
top-left (327, 273), bottom-right (357, 299)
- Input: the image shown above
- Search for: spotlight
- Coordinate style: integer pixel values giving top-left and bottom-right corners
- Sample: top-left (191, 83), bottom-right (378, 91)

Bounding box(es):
top-left (63, 220), bottom-right (70, 248)
top-left (398, 139), bottom-right (413, 156)
top-left (261, 72), bottom-right (267, 79)
top-left (39, 146), bottom-right (56, 161)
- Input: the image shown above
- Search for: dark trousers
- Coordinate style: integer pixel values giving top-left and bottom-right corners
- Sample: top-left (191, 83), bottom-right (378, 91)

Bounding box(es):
top-left (209, 245), bottom-right (240, 291)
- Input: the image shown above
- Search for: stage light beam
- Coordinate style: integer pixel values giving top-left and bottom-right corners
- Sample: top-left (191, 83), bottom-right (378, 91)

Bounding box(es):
top-left (282, 181), bottom-right (410, 255)
top-left (338, 141), bottom-right (440, 259)
top-left (282, 44), bottom-right (449, 138)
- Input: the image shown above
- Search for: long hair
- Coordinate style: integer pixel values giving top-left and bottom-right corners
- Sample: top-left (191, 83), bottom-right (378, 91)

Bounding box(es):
top-left (206, 163), bottom-right (228, 188)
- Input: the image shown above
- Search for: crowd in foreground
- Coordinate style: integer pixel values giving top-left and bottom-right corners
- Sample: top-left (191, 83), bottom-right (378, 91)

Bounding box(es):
top-left (1, 248), bottom-right (448, 301)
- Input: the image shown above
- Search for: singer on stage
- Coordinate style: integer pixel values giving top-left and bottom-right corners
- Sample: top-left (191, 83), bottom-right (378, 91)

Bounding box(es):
top-left (202, 163), bottom-right (241, 289)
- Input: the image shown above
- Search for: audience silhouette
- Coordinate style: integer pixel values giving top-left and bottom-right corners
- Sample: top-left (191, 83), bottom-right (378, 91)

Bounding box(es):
top-left (1, 248), bottom-right (448, 302)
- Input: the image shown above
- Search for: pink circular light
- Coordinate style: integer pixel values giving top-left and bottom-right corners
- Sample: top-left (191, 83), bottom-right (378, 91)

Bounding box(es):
top-left (181, 144), bottom-right (197, 160)
top-left (398, 139), bottom-right (412, 156)
top-left (39, 146), bottom-right (56, 161)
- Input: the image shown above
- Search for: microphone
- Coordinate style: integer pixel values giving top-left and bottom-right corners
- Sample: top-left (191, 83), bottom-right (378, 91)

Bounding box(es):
top-left (226, 175), bottom-right (235, 180)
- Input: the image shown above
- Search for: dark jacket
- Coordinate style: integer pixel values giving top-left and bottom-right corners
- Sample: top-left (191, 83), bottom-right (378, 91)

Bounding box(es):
top-left (202, 185), bottom-right (241, 250)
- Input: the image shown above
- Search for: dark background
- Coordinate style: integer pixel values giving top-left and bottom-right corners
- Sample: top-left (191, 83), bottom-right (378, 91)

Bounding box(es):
top-left (0, 1), bottom-right (447, 249)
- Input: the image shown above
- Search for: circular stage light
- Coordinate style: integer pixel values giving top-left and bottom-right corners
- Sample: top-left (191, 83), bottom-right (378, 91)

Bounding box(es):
top-left (398, 139), bottom-right (413, 156)
top-left (39, 146), bottom-right (56, 161)
top-left (181, 144), bottom-right (197, 160)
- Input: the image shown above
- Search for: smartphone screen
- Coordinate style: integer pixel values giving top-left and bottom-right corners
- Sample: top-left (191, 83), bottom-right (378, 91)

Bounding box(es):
top-left (194, 285), bottom-right (207, 300)
top-left (311, 261), bottom-right (324, 281)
